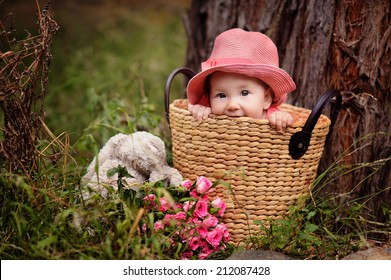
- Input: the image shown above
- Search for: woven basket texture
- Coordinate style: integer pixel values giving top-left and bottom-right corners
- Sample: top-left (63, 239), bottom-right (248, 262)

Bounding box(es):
top-left (169, 99), bottom-right (331, 244)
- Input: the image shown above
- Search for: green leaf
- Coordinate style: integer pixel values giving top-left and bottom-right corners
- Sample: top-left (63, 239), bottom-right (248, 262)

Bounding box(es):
top-left (107, 166), bottom-right (121, 177)
top-left (107, 165), bottom-right (134, 179)
top-left (305, 223), bottom-right (319, 233)
top-left (36, 235), bottom-right (58, 249)
top-left (152, 236), bottom-right (162, 253)
top-left (306, 211), bottom-right (317, 220)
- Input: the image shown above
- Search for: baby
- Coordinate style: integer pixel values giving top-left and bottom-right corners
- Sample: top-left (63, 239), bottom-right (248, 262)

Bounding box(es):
top-left (186, 28), bottom-right (296, 132)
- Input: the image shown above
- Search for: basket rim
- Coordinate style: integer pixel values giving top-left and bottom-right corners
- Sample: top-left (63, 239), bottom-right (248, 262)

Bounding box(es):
top-left (169, 98), bottom-right (331, 129)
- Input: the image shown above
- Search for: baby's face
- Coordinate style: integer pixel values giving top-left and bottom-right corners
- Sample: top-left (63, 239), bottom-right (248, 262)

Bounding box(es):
top-left (209, 72), bottom-right (272, 119)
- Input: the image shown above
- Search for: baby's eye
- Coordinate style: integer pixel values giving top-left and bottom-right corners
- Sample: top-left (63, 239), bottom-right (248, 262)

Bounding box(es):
top-left (216, 93), bottom-right (226, 98)
top-left (241, 90), bottom-right (249, 96)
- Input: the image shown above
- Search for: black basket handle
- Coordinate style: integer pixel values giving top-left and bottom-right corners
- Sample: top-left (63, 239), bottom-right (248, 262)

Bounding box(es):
top-left (164, 67), bottom-right (196, 125)
top-left (288, 89), bottom-right (342, 159)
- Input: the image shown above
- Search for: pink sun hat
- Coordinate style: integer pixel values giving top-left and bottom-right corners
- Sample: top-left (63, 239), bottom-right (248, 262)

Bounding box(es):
top-left (187, 28), bottom-right (296, 107)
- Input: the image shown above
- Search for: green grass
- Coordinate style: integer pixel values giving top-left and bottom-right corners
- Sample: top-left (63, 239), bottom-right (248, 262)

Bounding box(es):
top-left (45, 1), bottom-right (188, 146)
top-left (1, 129), bottom-right (389, 259)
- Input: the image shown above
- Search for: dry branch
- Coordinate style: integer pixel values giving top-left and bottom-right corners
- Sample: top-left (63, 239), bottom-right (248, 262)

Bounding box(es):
top-left (0, 1), bottom-right (59, 173)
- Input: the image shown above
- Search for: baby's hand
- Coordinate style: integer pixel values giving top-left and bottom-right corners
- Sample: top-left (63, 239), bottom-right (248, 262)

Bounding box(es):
top-left (188, 104), bottom-right (212, 123)
top-left (268, 110), bottom-right (294, 133)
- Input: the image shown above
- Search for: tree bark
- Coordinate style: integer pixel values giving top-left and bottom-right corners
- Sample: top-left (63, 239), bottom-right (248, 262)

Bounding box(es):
top-left (184, 0), bottom-right (390, 223)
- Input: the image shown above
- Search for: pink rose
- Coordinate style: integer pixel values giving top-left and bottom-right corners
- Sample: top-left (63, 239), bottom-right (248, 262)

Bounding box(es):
top-left (199, 238), bottom-right (209, 250)
top-left (199, 240), bottom-right (214, 260)
top-left (188, 217), bottom-right (200, 225)
top-left (181, 179), bottom-right (193, 190)
top-left (196, 224), bottom-right (208, 237)
top-left (211, 197), bottom-right (226, 217)
top-left (176, 203), bottom-right (183, 209)
top-left (189, 235), bottom-right (201, 251)
top-left (181, 250), bottom-right (193, 260)
top-left (211, 197), bottom-right (223, 208)
top-left (190, 189), bottom-right (199, 199)
top-left (194, 200), bottom-right (208, 218)
top-left (183, 201), bottom-right (196, 212)
top-left (163, 214), bottom-right (173, 226)
top-left (196, 176), bottom-right (212, 194)
top-left (203, 215), bottom-right (218, 228)
top-left (206, 228), bottom-right (223, 248)
top-left (144, 194), bottom-right (156, 201)
top-left (143, 194), bottom-right (156, 209)
top-left (188, 228), bottom-right (195, 237)
top-left (159, 197), bottom-right (171, 212)
top-left (181, 227), bottom-right (195, 239)
top-left (216, 223), bottom-right (230, 242)
top-left (199, 252), bottom-right (211, 260)
top-left (173, 211), bottom-right (187, 221)
top-left (154, 221), bottom-right (164, 232)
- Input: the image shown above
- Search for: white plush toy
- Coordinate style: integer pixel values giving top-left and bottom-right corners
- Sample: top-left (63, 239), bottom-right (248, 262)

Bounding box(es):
top-left (80, 131), bottom-right (183, 201)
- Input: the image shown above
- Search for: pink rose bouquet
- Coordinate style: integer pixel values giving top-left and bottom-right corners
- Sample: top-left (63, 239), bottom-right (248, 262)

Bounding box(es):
top-left (142, 176), bottom-right (230, 259)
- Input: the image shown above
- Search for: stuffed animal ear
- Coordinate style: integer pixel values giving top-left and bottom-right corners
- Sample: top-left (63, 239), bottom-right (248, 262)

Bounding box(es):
top-left (148, 136), bottom-right (166, 154)
top-left (133, 132), bottom-right (165, 155)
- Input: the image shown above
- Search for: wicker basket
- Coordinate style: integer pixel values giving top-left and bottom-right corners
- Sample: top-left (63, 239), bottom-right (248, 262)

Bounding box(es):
top-left (165, 68), bottom-right (341, 245)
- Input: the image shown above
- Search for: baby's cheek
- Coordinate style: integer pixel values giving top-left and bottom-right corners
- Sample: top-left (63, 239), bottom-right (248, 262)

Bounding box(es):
top-left (245, 107), bottom-right (264, 119)
top-left (210, 102), bottom-right (220, 114)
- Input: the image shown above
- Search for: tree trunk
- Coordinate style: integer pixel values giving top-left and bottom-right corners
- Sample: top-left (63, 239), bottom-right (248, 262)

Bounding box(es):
top-left (184, 0), bottom-right (390, 224)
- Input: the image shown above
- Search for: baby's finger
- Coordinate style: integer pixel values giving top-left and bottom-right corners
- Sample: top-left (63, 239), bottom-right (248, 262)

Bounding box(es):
top-left (188, 104), bottom-right (194, 113)
top-left (190, 105), bottom-right (202, 121)
top-left (195, 106), bottom-right (210, 122)
top-left (282, 115), bottom-right (290, 131)
top-left (287, 114), bottom-right (294, 126)
top-left (203, 107), bottom-right (212, 119)
top-left (268, 113), bottom-right (277, 127)
top-left (276, 117), bottom-right (283, 133)
top-left (195, 108), bottom-right (204, 122)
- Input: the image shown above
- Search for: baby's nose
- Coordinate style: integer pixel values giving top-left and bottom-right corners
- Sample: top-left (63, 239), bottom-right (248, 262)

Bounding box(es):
top-left (227, 99), bottom-right (240, 110)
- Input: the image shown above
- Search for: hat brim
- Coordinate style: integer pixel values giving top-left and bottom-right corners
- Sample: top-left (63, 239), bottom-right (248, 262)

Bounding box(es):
top-left (187, 64), bottom-right (296, 107)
